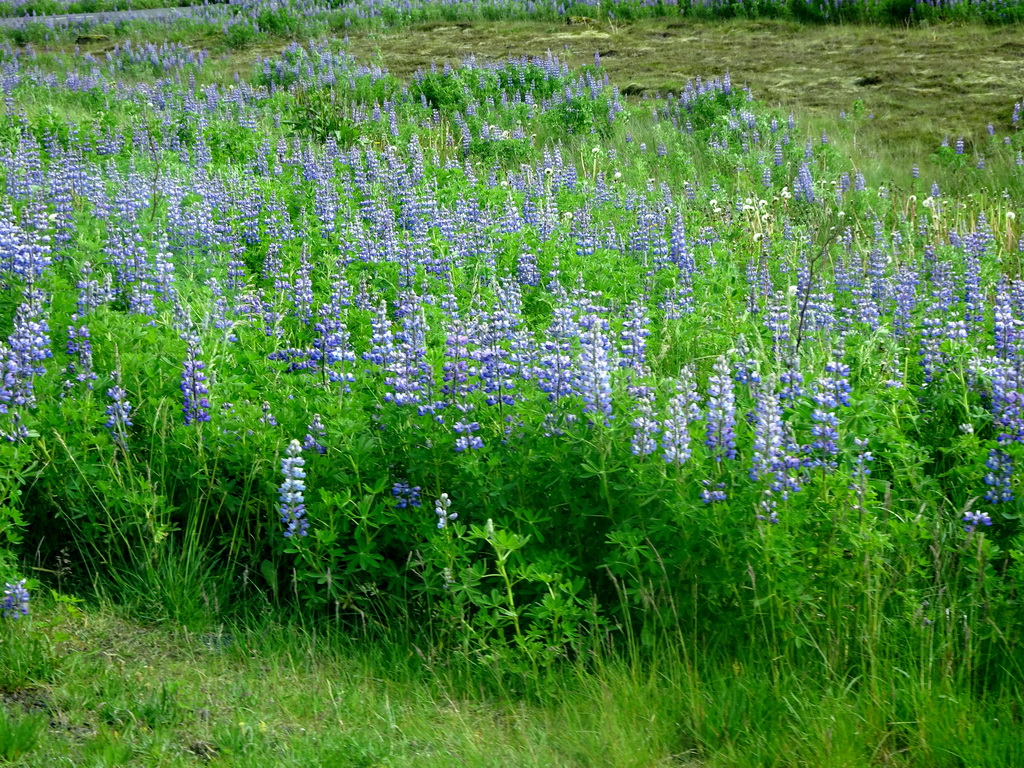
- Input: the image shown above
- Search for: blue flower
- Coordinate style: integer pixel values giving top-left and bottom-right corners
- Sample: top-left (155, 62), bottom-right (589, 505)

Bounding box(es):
top-left (105, 381), bottom-right (133, 450)
top-left (303, 414), bottom-right (326, 454)
top-left (180, 334), bottom-right (211, 426)
top-left (435, 493), bottom-right (457, 529)
top-left (962, 509), bottom-right (992, 533)
top-left (279, 440), bottom-right (308, 538)
top-left (704, 356), bottom-right (737, 462)
top-left (2, 580), bottom-right (29, 619)
top-left (391, 481), bottom-right (422, 509)
top-left (983, 449), bottom-right (1013, 504)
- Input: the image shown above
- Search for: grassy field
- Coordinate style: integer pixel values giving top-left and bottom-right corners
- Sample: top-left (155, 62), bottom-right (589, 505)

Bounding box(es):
top-left (0, 6), bottom-right (1022, 767)
top-left (342, 18), bottom-right (1024, 167)
top-left (57, 16), bottom-right (1024, 178)
top-left (5, 601), bottom-right (1023, 767)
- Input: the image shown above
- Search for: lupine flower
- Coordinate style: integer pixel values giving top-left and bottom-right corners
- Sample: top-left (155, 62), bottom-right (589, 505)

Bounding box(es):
top-left (983, 448), bottom-right (1013, 504)
top-left (65, 326), bottom-right (97, 390)
top-left (619, 300), bottom-right (650, 374)
top-left (279, 439), bottom-right (308, 538)
top-left (851, 438), bottom-right (873, 485)
top-left (435, 493), bottom-right (457, 529)
top-left (751, 384), bottom-right (785, 482)
top-left (962, 509), bottom-right (992, 533)
top-left (74, 262), bottom-right (113, 320)
top-left (756, 492), bottom-right (779, 524)
top-left (260, 401), bottom-right (278, 426)
top-left (705, 356), bottom-right (737, 461)
top-left (454, 420), bottom-right (484, 452)
top-left (303, 414), bottom-right (326, 454)
top-left (2, 580), bottom-right (29, 619)
top-left (700, 480), bottom-right (727, 504)
top-left (104, 369), bottom-right (132, 449)
top-left (630, 397), bottom-right (659, 457)
top-left (391, 481), bottom-right (422, 509)
top-left (662, 366), bottom-right (700, 465)
top-left (180, 334), bottom-right (211, 426)
top-left (795, 163), bottom-right (815, 203)
top-left (578, 322), bottom-right (613, 422)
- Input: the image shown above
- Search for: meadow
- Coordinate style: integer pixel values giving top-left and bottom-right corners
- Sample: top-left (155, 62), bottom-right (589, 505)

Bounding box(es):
top-left (0, 2), bottom-right (1022, 765)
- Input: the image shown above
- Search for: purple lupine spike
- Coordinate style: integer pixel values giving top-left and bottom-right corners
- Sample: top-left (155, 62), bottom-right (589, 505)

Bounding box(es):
top-left (983, 449), bottom-right (1013, 504)
top-left (662, 367), bottom-right (700, 466)
top-left (180, 334), bottom-right (211, 426)
top-left (994, 291), bottom-right (1018, 360)
top-left (65, 326), bottom-right (97, 390)
top-left (1, 300), bottom-right (52, 436)
top-left (795, 163), bottom-right (815, 203)
top-left (479, 286), bottom-right (522, 409)
top-left (279, 439), bottom-right (308, 538)
top-left (962, 508), bottom-right (992, 533)
top-left (434, 493), bottom-right (457, 529)
top-left (700, 480), bottom-right (727, 505)
top-left (578, 322), bottom-right (613, 422)
top-left (765, 290), bottom-right (791, 356)
top-left (756, 491), bottom-right (780, 524)
top-left (363, 300), bottom-right (396, 369)
top-left (453, 420), bottom-right (483, 452)
top-left (208, 279), bottom-right (237, 344)
top-left (386, 296), bottom-right (431, 407)
top-left (705, 355), bottom-right (737, 462)
top-left (990, 361), bottom-right (1024, 445)
top-left (2, 580), bottom-right (29, 619)
top-left (750, 384), bottom-right (785, 484)
top-left (260, 401), bottom-right (277, 426)
top-left (291, 247), bottom-right (315, 326)
top-left (630, 396), bottom-right (659, 457)
top-left (619, 300), bottom-right (650, 374)
top-left (919, 309), bottom-right (945, 384)
top-left (391, 480), bottom-right (422, 509)
top-left (893, 267), bottom-right (919, 338)
top-left (441, 305), bottom-right (480, 409)
top-left (73, 262), bottom-right (114, 320)
top-left (303, 414), bottom-right (326, 454)
top-left (105, 374), bottom-right (133, 451)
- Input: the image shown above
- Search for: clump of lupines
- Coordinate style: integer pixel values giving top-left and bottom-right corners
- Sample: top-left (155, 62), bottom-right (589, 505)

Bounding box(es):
top-left (279, 440), bottom-right (308, 538)
top-left (0, 37), bottom-right (1022, 683)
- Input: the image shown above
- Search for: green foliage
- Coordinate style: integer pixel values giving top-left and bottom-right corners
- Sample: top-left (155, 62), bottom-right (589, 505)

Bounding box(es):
top-left (0, 31), bottom-right (1019, 757)
top-left (0, 610), bottom-right (60, 690)
top-left (286, 88), bottom-right (362, 145)
top-left (222, 19), bottom-right (263, 50)
top-left (0, 705), bottom-right (45, 763)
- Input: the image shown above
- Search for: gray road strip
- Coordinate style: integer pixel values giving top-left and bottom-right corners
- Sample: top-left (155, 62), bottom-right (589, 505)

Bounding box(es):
top-left (0, 5), bottom-right (202, 28)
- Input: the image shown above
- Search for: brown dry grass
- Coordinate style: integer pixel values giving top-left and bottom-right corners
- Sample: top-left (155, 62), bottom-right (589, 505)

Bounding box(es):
top-left (342, 18), bottom-right (1024, 161)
